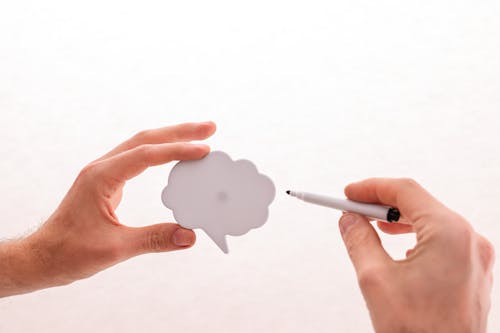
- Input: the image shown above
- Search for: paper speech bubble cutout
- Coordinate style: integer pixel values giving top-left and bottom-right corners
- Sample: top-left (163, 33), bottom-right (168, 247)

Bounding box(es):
top-left (161, 151), bottom-right (275, 253)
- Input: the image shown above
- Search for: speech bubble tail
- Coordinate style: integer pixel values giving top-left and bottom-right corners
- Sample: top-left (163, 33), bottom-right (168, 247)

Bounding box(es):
top-left (204, 229), bottom-right (229, 254)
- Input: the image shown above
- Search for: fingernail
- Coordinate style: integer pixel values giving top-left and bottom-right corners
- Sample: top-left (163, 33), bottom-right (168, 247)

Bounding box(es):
top-left (172, 228), bottom-right (194, 247)
top-left (340, 214), bottom-right (358, 235)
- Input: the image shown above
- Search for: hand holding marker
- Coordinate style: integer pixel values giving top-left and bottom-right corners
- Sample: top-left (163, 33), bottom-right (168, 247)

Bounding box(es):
top-left (286, 190), bottom-right (400, 222)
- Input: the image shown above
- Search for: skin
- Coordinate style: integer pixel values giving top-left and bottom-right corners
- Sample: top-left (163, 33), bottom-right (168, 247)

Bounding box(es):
top-left (0, 121), bottom-right (217, 297)
top-left (0, 123), bottom-right (494, 332)
top-left (338, 178), bottom-right (495, 333)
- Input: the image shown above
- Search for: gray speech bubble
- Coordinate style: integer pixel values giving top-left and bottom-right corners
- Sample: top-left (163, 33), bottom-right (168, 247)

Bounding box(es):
top-left (161, 151), bottom-right (275, 253)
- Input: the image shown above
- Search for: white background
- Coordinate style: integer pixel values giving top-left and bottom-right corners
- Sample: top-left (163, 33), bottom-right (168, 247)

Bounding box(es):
top-left (1, 0), bottom-right (499, 332)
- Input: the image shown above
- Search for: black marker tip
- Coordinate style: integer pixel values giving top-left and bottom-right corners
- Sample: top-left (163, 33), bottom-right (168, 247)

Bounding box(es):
top-left (286, 190), bottom-right (291, 195)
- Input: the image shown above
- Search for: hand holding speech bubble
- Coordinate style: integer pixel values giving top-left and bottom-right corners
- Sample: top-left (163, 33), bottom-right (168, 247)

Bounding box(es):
top-left (161, 151), bottom-right (275, 253)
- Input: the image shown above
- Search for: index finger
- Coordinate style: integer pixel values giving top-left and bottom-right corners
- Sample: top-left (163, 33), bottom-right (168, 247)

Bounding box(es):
top-left (96, 142), bottom-right (210, 182)
top-left (98, 121), bottom-right (216, 161)
top-left (344, 178), bottom-right (445, 222)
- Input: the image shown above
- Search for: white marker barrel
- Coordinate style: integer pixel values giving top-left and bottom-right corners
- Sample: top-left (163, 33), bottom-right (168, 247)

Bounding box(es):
top-left (290, 191), bottom-right (393, 222)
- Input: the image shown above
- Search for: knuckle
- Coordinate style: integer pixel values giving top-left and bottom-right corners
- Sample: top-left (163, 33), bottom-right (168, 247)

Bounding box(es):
top-left (452, 223), bottom-right (474, 248)
top-left (78, 162), bottom-right (101, 180)
top-left (146, 229), bottom-right (168, 252)
top-left (459, 224), bottom-right (475, 244)
top-left (189, 143), bottom-right (206, 154)
top-left (438, 222), bottom-right (474, 257)
top-left (135, 144), bottom-right (154, 162)
top-left (357, 266), bottom-right (385, 289)
top-left (477, 235), bottom-right (495, 270)
top-left (398, 178), bottom-right (420, 189)
top-left (132, 130), bottom-right (150, 143)
top-left (174, 142), bottom-right (194, 156)
top-left (179, 141), bottom-right (192, 150)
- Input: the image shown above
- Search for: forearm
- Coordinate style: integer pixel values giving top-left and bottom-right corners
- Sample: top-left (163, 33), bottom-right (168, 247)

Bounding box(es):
top-left (0, 238), bottom-right (51, 297)
top-left (0, 240), bottom-right (31, 296)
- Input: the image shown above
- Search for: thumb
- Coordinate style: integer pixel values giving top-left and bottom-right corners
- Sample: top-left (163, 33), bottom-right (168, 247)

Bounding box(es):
top-left (122, 223), bottom-right (196, 257)
top-left (339, 213), bottom-right (391, 276)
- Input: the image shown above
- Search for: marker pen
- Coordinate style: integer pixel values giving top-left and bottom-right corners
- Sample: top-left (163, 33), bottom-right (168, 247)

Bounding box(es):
top-left (286, 190), bottom-right (400, 223)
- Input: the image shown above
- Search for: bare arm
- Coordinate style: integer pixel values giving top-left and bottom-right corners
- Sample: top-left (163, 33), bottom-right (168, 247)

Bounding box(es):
top-left (0, 121), bottom-right (216, 297)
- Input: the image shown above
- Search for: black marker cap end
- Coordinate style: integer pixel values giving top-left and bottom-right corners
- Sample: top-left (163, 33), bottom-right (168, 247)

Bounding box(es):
top-left (387, 208), bottom-right (400, 223)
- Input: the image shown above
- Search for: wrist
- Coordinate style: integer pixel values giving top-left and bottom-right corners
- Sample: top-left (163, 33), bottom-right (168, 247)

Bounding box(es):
top-left (22, 230), bottom-right (76, 289)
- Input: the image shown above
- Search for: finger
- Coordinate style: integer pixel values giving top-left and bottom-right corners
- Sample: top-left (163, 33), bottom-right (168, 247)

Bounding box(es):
top-left (97, 142), bottom-right (210, 181)
top-left (339, 213), bottom-right (392, 278)
top-left (376, 221), bottom-right (414, 235)
top-left (120, 223), bottom-right (196, 257)
top-left (98, 121), bottom-right (216, 161)
top-left (345, 178), bottom-right (444, 222)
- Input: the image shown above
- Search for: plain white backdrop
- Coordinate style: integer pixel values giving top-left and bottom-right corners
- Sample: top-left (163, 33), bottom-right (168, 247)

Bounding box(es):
top-left (1, 1), bottom-right (499, 332)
